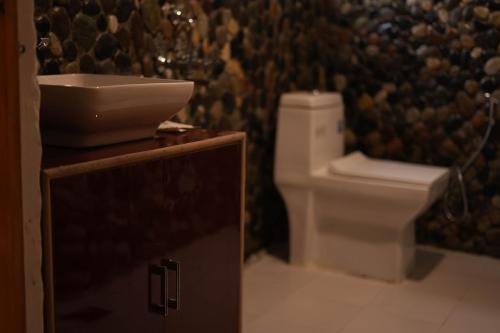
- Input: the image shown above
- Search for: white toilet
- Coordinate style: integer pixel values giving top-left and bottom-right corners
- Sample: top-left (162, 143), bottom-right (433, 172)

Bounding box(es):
top-left (274, 92), bottom-right (449, 282)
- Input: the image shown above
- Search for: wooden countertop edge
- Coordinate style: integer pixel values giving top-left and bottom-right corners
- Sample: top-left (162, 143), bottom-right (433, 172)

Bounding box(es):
top-left (42, 132), bottom-right (246, 179)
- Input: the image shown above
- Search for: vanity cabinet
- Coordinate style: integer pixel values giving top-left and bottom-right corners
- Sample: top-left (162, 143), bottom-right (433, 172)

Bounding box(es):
top-left (42, 130), bottom-right (245, 333)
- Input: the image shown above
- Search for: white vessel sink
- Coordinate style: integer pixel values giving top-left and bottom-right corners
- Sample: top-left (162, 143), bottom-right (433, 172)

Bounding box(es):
top-left (38, 74), bottom-right (194, 147)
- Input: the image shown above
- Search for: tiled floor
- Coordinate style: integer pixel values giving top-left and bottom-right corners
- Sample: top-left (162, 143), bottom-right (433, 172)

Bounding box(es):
top-left (243, 246), bottom-right (500, 333)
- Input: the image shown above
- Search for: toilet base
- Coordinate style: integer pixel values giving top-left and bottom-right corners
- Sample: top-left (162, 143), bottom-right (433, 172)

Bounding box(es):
top-left (308, 221), bottom-right (415, 283)
top-left (280, 183), bottom-right (422, 283)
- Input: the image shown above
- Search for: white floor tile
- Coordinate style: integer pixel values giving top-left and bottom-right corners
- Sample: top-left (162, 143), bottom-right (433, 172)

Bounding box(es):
top-left (368, 285), bottom-right (462, 324)
top-left (459, 279), bottom-right (500, 310)
top-left (340, 308), bottom-right (440, 333)
top-left (246, 296), bottom-right (361, 333)
top-left (242, 308), bottom-right (262, 329)
top-left (290, 269), bottom-right (385, 307)
top-left (243, 255), bottom-right (319, 319)
top-left (439, 303), bottom-right (500, 333)
top-left (367, 271), bottom-right (472, 324)
top-left (423, 247), bottom-right (491, 280)
top-left (476, 255), bottom-right (500, 282)
top-left (405, 269), bottom-right (473, 296)
top-left (242, 248), bottom-right (500, 333)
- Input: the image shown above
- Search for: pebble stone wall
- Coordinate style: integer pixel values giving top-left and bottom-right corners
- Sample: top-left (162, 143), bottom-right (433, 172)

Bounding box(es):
top-left (36, 0), bottom-right (500, 257)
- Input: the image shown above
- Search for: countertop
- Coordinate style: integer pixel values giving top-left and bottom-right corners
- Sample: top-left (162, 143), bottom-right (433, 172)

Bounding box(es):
top-left (42, 129), bottom-right (243, 169)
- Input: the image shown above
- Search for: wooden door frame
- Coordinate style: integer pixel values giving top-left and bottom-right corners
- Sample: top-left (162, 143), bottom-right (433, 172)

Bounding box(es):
top-left (0, 1), bottom-right (27, 333)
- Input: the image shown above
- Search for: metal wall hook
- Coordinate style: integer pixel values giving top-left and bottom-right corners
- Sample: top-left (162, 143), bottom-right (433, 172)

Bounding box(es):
top-left (37, 37), bottom-right (50, 50)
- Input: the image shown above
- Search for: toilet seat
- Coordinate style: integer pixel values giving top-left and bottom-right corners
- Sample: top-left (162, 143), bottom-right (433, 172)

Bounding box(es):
top-left (329, 151), bottom-right (448, 186)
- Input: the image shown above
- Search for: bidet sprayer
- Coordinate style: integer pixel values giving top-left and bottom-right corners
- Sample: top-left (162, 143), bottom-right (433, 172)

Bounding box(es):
top-left (443, 92), bottom-right (497, 222)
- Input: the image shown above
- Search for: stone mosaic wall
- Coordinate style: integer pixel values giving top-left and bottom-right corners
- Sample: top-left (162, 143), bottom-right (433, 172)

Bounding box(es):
top-left (36, 0), bottom-right (500, 257)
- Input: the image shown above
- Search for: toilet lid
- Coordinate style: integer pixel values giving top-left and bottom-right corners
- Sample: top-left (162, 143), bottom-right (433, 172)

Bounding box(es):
top-left (329, 151), bottom-right (448, 185)
top-left (280, 92), bottom-right (343, 109)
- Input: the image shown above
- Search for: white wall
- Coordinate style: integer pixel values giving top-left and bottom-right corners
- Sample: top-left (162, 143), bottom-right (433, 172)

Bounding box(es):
top-left (18, 1), bottom-right (43, 332)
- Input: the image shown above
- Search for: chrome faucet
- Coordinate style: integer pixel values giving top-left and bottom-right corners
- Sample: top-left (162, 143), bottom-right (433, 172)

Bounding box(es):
top-left (155, 2), bottom-right (217, 84)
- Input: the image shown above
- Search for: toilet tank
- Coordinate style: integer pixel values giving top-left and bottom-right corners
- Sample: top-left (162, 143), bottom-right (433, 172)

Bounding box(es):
top-left (274, 92), bottom-right (344, 184)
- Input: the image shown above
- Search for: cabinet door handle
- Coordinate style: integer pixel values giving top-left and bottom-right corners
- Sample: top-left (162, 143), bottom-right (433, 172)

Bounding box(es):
top-left (163, 259), bottom-right (180, 311)
top-left (148, 264), bottom-right (168, 317)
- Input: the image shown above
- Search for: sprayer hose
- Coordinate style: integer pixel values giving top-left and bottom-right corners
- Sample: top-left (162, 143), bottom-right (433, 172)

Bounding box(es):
top-left (443, 96), bottom-right (497, 222)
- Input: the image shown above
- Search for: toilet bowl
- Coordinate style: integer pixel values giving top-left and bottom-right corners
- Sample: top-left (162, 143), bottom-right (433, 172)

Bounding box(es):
top-left (274, 92), bottom-right (449, 282)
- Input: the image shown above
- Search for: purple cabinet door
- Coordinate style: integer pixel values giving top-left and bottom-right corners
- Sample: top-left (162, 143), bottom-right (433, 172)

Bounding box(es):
top-left (49, 143), bottom-right (242, 333)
